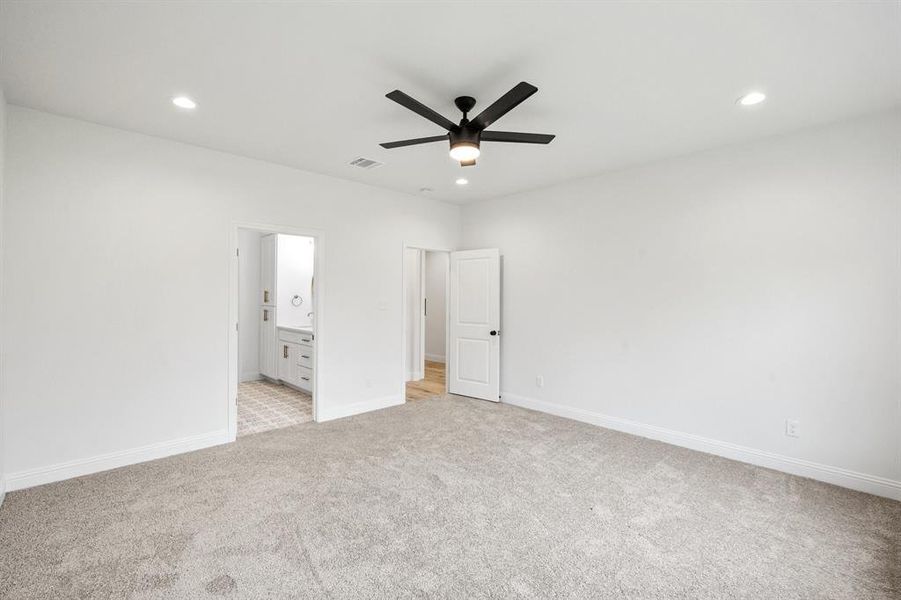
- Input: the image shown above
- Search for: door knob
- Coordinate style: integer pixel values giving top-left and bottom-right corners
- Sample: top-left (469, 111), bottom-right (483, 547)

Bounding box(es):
top-left (490, 330), bottom-right (499, 336)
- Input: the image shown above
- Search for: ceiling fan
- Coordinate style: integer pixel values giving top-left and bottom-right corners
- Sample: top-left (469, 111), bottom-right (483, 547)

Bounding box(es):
top-left (379, 81), bottom-right (555, 167)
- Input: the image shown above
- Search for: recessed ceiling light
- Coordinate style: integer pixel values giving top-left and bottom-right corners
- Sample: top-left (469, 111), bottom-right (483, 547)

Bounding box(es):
top-left (737, 91), bottom-right (766, 106)
top-left (455, 178), bottom-right (468, 186)
top-left (172, 96), bottom-right (197, 110)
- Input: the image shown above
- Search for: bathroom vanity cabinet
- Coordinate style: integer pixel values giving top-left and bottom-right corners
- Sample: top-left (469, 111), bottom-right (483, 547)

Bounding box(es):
top-left (277, 327), bottom-right (314, 393)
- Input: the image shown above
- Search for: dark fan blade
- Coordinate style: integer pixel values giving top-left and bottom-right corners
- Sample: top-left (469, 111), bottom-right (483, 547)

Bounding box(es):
top-left (481, 131), bottom-right (555, 144)
top-left (470, 82), bottom-right (538, 130)
top-left (386, 90), bottom-right (457, 131)
top-left (460, 159), bottom-right (476, 167)
top-left (380, 135), bottom-right (448, 149)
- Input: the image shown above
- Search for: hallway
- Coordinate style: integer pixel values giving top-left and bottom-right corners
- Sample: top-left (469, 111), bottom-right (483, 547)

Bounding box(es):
top-left (405, 360), bottom-right (445, 401)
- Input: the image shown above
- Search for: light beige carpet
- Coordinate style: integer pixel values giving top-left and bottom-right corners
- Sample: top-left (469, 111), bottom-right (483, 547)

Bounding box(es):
top-left (1, 396), bottom-right (898, 599)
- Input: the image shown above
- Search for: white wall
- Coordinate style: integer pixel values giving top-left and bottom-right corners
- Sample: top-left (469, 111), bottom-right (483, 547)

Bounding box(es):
top-left (0, 87), bottom-right (7, 504)
top-left (462, 110), bottom-right (901, 497)
top-left (424, 251), bottom-right (447, 362)
top-left (2, 107), bottom-right (460, 486)
top-left (237, 228), bottom-right (262, 382)
top-left (4, 104), bottom-right (897, 499)
top-left (276, 234), bottom-right (314, 329)
top-left (403, 248), bottom-right (422, 381)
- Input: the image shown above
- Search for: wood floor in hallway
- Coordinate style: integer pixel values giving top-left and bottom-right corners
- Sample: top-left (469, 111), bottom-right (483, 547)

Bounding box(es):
top-left (406, 360), bottom-right (446, 401)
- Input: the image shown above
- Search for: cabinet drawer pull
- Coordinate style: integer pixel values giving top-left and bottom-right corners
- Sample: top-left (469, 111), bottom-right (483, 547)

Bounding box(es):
top-left (302, 338), bottom-right (311, 343)
top-left (301, 354), bottom-right (310, 359)
top-left (263, 309), bottom-right (269, 322)
top-left (283, 345), bottom-right (288, 359)
top-left (301, 377), bottom-right (310, 381)
top-left (264, 290), bottom-right (270, 303)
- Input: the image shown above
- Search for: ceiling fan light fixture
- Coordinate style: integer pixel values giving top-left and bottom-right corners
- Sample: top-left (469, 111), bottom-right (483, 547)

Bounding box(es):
top-left (380, 82), bottom-right (553, 161)
top-left (449, 141), bottom-right (480, 162)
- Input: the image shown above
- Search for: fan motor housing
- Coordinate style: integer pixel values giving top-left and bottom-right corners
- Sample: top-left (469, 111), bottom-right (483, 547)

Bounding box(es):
top-left (449, 126), bottom-right (480, 148)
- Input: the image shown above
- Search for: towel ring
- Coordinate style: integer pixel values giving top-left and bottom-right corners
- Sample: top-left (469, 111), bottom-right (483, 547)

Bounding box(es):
top-left (291, 295), bottom-right (303, 307)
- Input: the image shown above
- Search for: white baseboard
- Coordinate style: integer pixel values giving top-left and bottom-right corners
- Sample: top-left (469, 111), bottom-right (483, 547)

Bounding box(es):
top-left (501, 392), bottom-right (901, 501)
top-left (317, 394), bottom-right (404, 422)
top-left (424, 353), bottom-right (445, 363)
top-left (405, 370), bottom-right (423, 382)
top-left (5, 429), bottom-right (231, 493)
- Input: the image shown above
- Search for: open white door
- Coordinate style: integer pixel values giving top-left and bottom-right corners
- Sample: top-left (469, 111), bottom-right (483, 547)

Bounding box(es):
top-left (448, 248), bottom-right (500, 401)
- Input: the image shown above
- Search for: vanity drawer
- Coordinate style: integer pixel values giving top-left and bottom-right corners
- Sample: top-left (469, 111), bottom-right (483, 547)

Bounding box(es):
top-left (296, 349), bottom-right (313, 368)
top-left (278, 329), bottom-right (313, 345)
top-left (296, 366), bottom-right (313, 391)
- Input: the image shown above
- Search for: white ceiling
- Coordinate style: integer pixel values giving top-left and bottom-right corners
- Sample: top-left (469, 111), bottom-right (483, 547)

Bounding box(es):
top-left (2, 1), bottom-right (899, 204)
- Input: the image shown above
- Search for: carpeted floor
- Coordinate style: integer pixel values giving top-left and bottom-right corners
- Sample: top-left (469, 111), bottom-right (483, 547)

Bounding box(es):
top-left (1, 397), bottom-right (898, 599)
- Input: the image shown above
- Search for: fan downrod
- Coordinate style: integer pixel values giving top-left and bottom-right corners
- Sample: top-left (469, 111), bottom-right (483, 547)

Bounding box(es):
top-left (454, 96), bottom-right (477, 120)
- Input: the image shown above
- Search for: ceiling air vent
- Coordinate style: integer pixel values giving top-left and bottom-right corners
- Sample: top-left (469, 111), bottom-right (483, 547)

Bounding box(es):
top-left (349, 157), bottom-right (384, 170)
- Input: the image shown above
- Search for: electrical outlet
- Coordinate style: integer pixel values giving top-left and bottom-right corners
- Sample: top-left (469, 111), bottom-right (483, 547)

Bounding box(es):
top-left (536, 375), bottom-right (544, 388)
top-left (785, 419), bottom-right (800, 438)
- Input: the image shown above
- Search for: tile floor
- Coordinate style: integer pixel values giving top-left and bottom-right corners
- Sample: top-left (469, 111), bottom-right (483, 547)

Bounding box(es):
top-left (237, 380), bottom-right (312, 437)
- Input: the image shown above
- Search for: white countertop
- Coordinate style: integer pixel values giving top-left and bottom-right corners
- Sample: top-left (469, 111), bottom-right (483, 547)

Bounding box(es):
top-left (277, 325), bottom-right (313, 335)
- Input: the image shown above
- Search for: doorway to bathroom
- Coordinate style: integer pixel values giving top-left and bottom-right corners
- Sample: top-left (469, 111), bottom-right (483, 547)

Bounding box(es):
top-left (228, 224), bottom-right (323, 440)
top-left (403, 246), bottom-right (450, 401)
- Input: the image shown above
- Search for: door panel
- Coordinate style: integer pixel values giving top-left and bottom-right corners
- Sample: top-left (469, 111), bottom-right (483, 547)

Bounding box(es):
top-left (278, 342), bottom-right (293, 382)
top-left (260, 234), bottom-right (276, 306)
top-left (259, 307), bottom-right (278, 378)
top-left (448, 249), bottom-right (500, 401)
top-left (457, 338), bottom-right (490, 383)
top-left (457, 258), bottom-right (490, 324)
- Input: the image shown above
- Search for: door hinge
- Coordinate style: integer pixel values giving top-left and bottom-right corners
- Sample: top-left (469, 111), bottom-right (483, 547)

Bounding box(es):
top-left (236, 322), bottom-right (239, 331)
top-left (236, 248), bottom-right (240, 257)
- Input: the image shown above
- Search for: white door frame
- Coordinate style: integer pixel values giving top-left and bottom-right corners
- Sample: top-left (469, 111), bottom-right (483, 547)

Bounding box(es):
top-left (228, 221), bottom-right (326, 441)
top-left (401, 244), bottom-right (452, 401)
